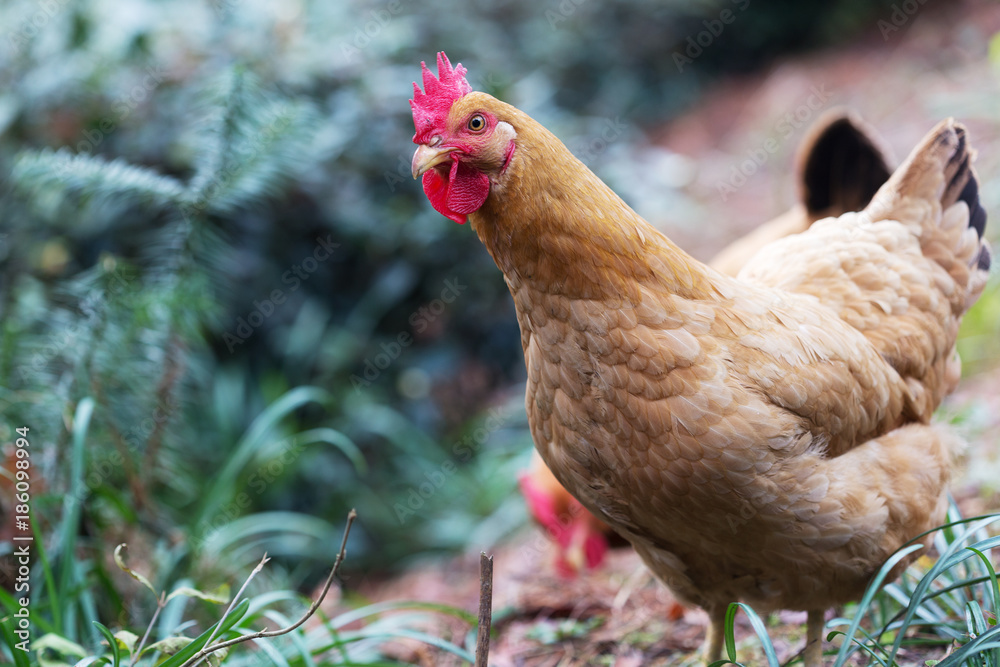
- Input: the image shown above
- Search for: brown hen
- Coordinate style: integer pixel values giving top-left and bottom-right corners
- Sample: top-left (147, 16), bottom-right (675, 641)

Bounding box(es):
top-left (410, 53), bottom-right (989, 666)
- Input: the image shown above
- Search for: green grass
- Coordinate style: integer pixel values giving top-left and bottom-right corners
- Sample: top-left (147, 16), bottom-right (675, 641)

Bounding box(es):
top-left (0, 378), bottom-right (503, 667)
top-left (1, 522), bottom-right (482, 667)
top-left (708, 505), bottom-right (1000, 667)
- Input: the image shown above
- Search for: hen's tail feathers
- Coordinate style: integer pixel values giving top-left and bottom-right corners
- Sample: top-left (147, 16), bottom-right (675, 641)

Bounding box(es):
top-left (866, 118), bottom-right (990, 297)
top-left (798, 108), bottom-right (893, 218)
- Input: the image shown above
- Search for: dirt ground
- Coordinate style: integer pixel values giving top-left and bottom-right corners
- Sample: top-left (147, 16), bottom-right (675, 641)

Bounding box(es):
top-left (335, 2), bottom-right (1000, 665)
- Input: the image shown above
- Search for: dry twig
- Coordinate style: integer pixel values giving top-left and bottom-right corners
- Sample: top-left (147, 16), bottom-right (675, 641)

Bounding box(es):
top-left (476, 552), bottom-right (494, 667)
top-left (179, 508), bottom-right (357, 667)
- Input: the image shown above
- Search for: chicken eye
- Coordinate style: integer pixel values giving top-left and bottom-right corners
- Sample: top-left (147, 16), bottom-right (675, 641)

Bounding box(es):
top-left (468, 114), bottom-right (487, 132)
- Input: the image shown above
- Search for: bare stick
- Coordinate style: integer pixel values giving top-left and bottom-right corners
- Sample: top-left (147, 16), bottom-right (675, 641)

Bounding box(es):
top-left (130, 592), bottom-right (165, 667)
top-left (178, 509), bottom-right (357, 667)
top-left (476, 552), bottom-right (493, 667)
top-left (191, 551), bottom-right (271, 667)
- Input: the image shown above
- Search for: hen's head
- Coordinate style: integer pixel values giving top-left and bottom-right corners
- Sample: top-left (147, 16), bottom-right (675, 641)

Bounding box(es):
top-left (519, 468), bottom-right (610, 578)
top-left (410, 52), bottom-right (517, 224)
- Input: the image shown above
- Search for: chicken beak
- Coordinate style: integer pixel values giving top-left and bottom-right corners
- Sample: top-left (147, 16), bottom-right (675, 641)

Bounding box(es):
top-left (412, 144), bottom-right (458, 179)
top-left (565, 543), bottom-right (586, 575)
top-left (564, 525), bottom-right (588, 574)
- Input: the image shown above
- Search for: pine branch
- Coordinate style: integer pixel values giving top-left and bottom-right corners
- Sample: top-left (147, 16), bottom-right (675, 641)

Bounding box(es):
top-left (183, 68), bottom-right (320, 218)
top-left (11, 149), bottom-right (186, 210)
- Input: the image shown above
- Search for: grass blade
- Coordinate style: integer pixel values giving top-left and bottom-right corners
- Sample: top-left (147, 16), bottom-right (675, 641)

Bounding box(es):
top-left (260, 610), bottom-right (315, 667)
top-left (334, 629), bottom-right (476, 663)
top-left (57, 397), bottom-right (95, 640)
top-left (966, 546), bottom-right (1000, 667)
top-left (93, 622), bottom-right (121, 667)
top-left (329, 600), bottom-right (477, 629)
top-left (966, 546), bottom-right (1000, 616)
top-left (193, 387), bottom-right (330, 533)
top-left (734, 603), bottom-right (780, 667)
top-left (724, 603), bottom-right (738, 662)
top-left (156, 598), bottom-right (250, 667)
top-left (824, 630), bottom-right (890, 667)
top-left (935, 627), bottom-right (1000, 667)
top-left (0, 616), bottom-right (31, 667)
top-left (284, 427), bottom-right (368, 475)
top-left (886, 518), bottom-right (1000, 665)
top-left (833, 542), bottom-right (924, 664)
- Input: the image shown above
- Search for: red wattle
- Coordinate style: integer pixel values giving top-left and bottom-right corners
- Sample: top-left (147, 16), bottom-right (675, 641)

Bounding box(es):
top-left (584, 532), bottom-right (608, 569)
top-left (421, 157), bottom-right (490, 224)
top-left (421, 169), bottom-right (459, 223)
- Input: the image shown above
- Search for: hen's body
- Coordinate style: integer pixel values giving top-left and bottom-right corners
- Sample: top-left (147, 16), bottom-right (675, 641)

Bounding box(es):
top-left (410, 57), bottom-right (989, 664)
top-left (520, 109), bottom-right (894, 583)
top-left (476, 95), bottom-right (983, 623)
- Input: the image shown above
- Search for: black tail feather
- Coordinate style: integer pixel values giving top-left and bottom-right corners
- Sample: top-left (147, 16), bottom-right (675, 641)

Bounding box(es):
top-left (942, 124), bottom-right (987, 242)
top-left (978, 246), bottom-right (991, 272)
top-left (799, 111), bottom-right (892, 216)
top-left (959, 174), bottom-right (987, 240)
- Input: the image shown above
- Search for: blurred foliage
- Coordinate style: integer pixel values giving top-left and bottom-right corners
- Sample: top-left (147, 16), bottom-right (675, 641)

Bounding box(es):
top-left (0, 0), bottom-right (964, 661)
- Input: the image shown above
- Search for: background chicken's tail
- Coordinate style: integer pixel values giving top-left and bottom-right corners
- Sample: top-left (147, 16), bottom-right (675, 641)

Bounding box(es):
top-left (798, 108), bottom-right (893, 219)
top-left (866, 118), bottom-right (990, 312)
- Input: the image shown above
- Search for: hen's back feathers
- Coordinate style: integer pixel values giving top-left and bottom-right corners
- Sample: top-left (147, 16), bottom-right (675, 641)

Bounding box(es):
top-left (739, 120), bottom-right (989, 421)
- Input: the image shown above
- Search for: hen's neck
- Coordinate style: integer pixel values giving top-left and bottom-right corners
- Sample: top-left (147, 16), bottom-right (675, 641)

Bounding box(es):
top-left (469, 120), bottom-right (712, 304)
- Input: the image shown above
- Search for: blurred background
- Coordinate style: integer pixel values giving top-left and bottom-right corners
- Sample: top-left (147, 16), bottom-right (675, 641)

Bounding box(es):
top-left (1, 0), bottom-right (999, 664)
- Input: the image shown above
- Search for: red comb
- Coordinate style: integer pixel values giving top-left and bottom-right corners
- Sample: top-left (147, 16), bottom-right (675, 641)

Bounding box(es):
top-left (411, 52), bottom-right (472, 143)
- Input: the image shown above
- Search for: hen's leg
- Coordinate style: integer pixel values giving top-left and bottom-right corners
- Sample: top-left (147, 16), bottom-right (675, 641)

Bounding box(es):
top-left (702, 605), bottom-right (725, 664)
top-left (803, 609), bottom-right (825, 667)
